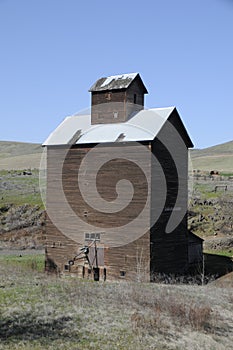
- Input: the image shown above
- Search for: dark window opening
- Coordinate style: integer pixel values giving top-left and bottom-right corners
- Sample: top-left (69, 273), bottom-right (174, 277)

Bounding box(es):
top-left (134, 94), bottom-right (137, 104)
top-left (120, 270), bottom-right (126, 277)
top-left (64, 264), bottom-right (69, 271)
top-left (93, 267), bottom-right (100, 281)
top-left (103, 268), bottom-right (107, 281)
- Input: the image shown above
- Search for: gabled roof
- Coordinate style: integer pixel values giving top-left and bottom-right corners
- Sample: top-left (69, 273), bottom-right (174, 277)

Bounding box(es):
top-left (43, 107), bottom-right (193, 148)
top-left (89, 72), bottom-right (148, 93)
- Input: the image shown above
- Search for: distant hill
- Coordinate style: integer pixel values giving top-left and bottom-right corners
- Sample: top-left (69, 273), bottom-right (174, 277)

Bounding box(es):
top-left (191, 140), bottom-right (233, 157)
top-left (0, 140), bottom-right (232, 172)
top-left (0, 141), bottom-right (42, 170)
top-left (190, 140), bottom-right (233, 172)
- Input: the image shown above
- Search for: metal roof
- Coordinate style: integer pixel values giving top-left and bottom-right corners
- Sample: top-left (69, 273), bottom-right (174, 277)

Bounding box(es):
top-left (43, 107), bottom-right (176, 146)
top-left (89, 72), bottom-right (148, 92)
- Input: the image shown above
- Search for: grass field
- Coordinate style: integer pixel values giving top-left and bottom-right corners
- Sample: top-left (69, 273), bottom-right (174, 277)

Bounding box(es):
top-left (191, 140), bottom-right (233, 157)
top-left (191, 154), bottom-right (233, 172)
top-left (0, 170), bottom-right (43, 208)
top-left (0, 141), bottom-right (42, 171)
top-left (190, 140), bottom-right (233, 172)
top-left (0, 253), bottom-right (233, 350)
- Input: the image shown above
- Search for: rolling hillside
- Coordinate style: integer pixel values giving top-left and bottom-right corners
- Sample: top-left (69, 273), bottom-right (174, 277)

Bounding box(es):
top-left (0, 140), bottom-right (232, 172)
top-left (191, 140), bottom-right (233, 172)
top-left (0, 141), bottom-right (42, 170)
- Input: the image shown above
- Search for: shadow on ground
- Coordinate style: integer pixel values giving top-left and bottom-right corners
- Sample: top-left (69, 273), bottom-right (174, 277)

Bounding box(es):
top-left (0, 313), bottom-right (78, 342)
top-left (204, 253), bottom-right (233, 277)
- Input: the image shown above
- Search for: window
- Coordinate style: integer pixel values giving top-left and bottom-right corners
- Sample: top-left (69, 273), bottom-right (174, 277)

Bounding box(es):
top-left (113, 111), bottom-right (118, 119)
top-left (120, 270), bottom-right (126, 277)
top-left (134, 94), bottom-right (137, 104)
top-left (85, 232), bottom-right (101, 242)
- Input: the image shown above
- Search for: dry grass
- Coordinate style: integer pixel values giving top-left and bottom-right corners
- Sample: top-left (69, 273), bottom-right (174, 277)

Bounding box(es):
top-left (0, 141), bottom-right (42, 171)
top-left (191, 154), bottom-right (233, 172)
top-left (0, 154), bottom-right (42, 171)
top-left (0, 254), bottom-right (233, 350)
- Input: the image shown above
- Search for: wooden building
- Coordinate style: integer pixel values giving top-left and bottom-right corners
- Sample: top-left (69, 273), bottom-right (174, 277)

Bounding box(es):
top-left (89, 73), bottom-right (147, 124)
top-left (188, 231), bottom-right (204, 266)
top-left (43, 73), bottom-right (200, 281)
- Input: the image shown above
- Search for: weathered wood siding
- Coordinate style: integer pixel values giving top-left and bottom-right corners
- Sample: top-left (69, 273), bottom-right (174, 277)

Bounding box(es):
top-left (150, 125), bottom-right (189, 275)
top-left (45, 216), bottom-right (81, 273)
top-left (125, 80), bottom-right (144, 120)
top-left (104, 232), bottom-right (150, 281)
top-left (91, 90), bottom-right (127, 124)
top-left (188, 232), bottom-right (203, 264)
top-left (126, 79), bottom-right (144, 106)
top-left (46, 143), bottom-right (151, 281)
top-left (91, 77), bottom-right (146, 124)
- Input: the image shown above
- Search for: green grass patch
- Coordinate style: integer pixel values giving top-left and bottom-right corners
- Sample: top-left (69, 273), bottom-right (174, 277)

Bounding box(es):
top-left (0, 193), bottom-right (43, 207)
top-left (193, 183), bottom-right (222, 199)
top-left (220, 172), bottom-right (233, 177)
top-left (204, 249), bottom-right (233, 258)
top-left (0, 169), bottom-right (44, 208)
top-left (0, 254), bottom-right (45, 273)
top-left (0, 170), bottom-right (10, 176)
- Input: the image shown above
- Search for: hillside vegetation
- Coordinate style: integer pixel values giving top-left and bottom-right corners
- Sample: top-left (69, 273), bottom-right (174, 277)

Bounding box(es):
top-left (0, 168), bottom-right (45, 250)
top-left (192, 140), bottom-right (233, 157)
top-left (191, 140), bottom-right (233, 172)
top-left (0, 141), bottom-right (42, 170)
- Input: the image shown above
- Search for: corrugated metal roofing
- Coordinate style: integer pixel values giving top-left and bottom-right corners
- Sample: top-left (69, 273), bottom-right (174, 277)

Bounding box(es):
top-left (43, 107), bottom-right (175, 146)
top-left (89, 72), bottom-right (142, 92)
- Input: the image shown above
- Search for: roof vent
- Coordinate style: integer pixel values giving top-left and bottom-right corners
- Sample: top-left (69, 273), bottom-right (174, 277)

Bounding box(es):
top-left (115, 133), bottom-right (125, 142)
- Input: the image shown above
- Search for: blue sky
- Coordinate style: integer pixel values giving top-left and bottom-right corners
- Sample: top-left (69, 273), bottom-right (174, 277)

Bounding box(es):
top-left (0, 0), bottom-right (232, 149)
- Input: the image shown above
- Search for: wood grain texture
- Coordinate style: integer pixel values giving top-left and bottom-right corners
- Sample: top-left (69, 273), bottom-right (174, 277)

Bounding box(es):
top-left (45, 114), bottom-right (192, 280)
top-left (91, 77), bottom-right (145, 124)
top-left (150, 136), bottom-right (189, 274)
top-left (45, 143), bottom-right (150, 281)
